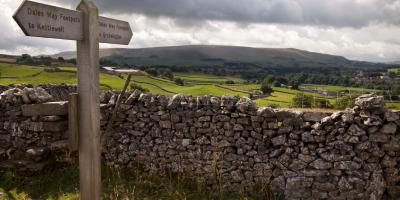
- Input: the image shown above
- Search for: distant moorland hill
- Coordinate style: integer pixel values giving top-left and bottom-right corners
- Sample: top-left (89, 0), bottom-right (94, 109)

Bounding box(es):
top-left (388, 61), bottom-right (400, 65)
top-left (52, 45), bottom-right (389, 69)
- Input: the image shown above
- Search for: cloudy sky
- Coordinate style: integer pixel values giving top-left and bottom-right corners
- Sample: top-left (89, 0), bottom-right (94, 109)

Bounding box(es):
top-left (1, 0), bottom-right (400, 62)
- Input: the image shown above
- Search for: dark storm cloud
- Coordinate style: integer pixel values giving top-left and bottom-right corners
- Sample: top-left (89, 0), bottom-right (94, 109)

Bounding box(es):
top-left (57, 0), bottom-right (400, 28)
top-left (3, 0), bottom-right (400, 62)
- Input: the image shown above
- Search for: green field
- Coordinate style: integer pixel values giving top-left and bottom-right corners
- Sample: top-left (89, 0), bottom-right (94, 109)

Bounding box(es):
top-left (256, 89), bottom-right (334, 108)
top-left (0, 55), bottom-right (17, 64)
top-left (388, 68), bottom-right (400, 74)
top-left (223, 84), bottom-right (335, 108)
top-left (58, 66), bottom-right (78, 72)
top-left (174, 72), bottom-right (244, 85)
top-left (0, 63), bottom-right (43, 77)
top-left (0, 64), bottom-right (124, 88)
top-left (0, 63), bottom-right (399, 109)
top-left (301, 84), bottom-right (378, 92)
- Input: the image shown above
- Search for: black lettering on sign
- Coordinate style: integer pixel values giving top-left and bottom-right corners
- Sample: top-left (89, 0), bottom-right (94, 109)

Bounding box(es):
top-left (59, 14), bottom-right (80, 23)
top-left (37, 23), bottom-right (65, 32)
top-left (46, 11), bottom-right (58, 20)
top-left (117, 24), bottom-right (128, 31)
top-left (108, 24), bottom-right (115, 29)
top-left (27, 7), bottom-right (44, 17)
top-left (99, 22), bottom-right (107, 28)
top-left (28, 23), bottom-right (35, 29)
top-left (102, 32), bottom-right (122, 40)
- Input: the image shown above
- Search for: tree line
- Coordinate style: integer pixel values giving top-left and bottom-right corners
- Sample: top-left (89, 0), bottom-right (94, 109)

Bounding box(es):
top-left (16, 54), bottom-right (76, 66)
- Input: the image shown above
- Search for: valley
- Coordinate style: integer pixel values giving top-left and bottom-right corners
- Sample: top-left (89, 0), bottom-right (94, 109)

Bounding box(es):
top-left (1, 63), bottom-right (399, 110)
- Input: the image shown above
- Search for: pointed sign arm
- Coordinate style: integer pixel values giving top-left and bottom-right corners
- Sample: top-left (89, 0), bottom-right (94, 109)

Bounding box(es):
top-left (13, 0), bottom-right (133, 44)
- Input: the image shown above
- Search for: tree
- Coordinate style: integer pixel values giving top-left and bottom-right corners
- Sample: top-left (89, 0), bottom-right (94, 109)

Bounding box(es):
top-left (292, 93), bottom-right (312, 108)
top-left (388, 72), bottom-right (396, 78)
top-left (391, 85), bottom-right (400, 100)
top-left (67, 58), bottom-right (76, 64)
top-left (260, 80), bottom-right (273, 95)
top-left (276, 77), bottom-right (288, 85)
top-left (272, 80), bottom-right (281, 87)
top-left (57, 57), bottom-right (65, 62)
top-left (100, 58), bottom-right (118, 66)
top-left (145, 68), bottom-right (159, 77)
top-left (264, 75), bottom-right (275, 84)
top-left (225, 80), bottom-right (235, 84)
top-left (288, 80), bottom-right (300, 90)
top-left (393, 85), bottom-right (400, 95)
top-left (158, 68), bottom-right (174, 80)
top-left (39, 56), bottom-right (52, 66)
top-left (16, 54), bottom-right (34, 64)
top-left (264, 75), bottom-right (287, 87)
top-left (174, 78), bottom-right (185, 86)
top-left (315, 98), bottom-right (333, 108)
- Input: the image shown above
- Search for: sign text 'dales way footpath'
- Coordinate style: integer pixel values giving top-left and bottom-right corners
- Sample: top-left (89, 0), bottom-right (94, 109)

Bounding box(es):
top-left (13, 0), bottom-right (133, 44)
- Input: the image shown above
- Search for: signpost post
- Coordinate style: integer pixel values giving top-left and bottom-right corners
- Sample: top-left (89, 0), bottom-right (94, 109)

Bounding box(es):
top-left (76, 2), bottom-right (101, 200)
top-left (13, 1), bottom-right (133, 199)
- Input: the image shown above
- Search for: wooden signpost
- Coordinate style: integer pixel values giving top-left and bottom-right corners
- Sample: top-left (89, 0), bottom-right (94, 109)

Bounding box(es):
top-left (13, 1), bottom-right (133, 199)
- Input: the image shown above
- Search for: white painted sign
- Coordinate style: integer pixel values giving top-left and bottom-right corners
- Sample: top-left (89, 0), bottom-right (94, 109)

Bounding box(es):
top-left (99, 17), bottom-right (133, 45)
top-left (13, 1), bottom-right (83, 40)
top-left (13, 1), bottom-right (133, 44)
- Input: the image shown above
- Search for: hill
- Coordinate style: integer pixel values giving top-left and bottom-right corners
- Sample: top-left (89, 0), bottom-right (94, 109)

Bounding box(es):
top-left (53, 45), bottom-right (387, 69)
top-left (0, 54), bottom-right (17, 63)
top-left (388, 61), bottom-right (400, 65)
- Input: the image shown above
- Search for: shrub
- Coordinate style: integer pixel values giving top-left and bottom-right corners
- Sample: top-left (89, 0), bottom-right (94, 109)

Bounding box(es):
top-left (260, 81), bottom-right (273, 95)
top-left (272, 81), bottom-right (281, 87)
top-left (16, 54), bottom-right (33, 65)
top-left (225, 80), bottom-right (235, 84)
top-left (174, 78), bottom-right (185, 86)
top-left (145, 68), bottom-right (159, 77)
top-left (249, 93), bottom-right (254, 99)
top-left (130, 83), bottom-right (149, 92)
top-left (288, 80), bottom-right (300, 90)
top-left (67, 58), bottom-right (76, 64)
top-left (291, 93), bottom-right (313, 108)
top-left (158, 68), bottom-right (174, 80)
top-left (267, 103), bottom-right (280, 108)
top-left (334, 95), bottom-right (356, 109)
top-left (314, 98), bottom-right (333, 108)
top-left (292, 93), bottom-right (333, 108)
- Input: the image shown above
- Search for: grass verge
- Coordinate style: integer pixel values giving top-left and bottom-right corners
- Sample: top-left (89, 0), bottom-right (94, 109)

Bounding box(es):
top-left (0, 164), bottom-right (283, 200)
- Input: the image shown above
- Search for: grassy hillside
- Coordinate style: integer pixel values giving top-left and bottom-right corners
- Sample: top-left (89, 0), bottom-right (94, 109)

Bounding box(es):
top-left (174, 72), bottom-right (244, 85)
top-left (0, 63), bottom-right (399, 109)
top-left (0, 64), bottom-right (122, 87)
top-left (53, 45), bottom-right (389, 69)
top-left (301, 84), bottom-right (379, 93)
top-left (0, 54), bottom-right (17, 64)
top-left (388, 68), bottom-right (400, 74)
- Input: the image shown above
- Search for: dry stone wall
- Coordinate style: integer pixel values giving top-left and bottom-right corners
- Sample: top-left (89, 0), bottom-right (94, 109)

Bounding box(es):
top-left (0, 85), bottom-right (400, 200)
top-left (0, 86), bottom-right (71, 172)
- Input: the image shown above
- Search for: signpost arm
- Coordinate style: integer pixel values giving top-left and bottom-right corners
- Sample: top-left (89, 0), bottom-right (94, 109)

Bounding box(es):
top-left (76, 1), bottom-right (101, 200)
